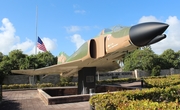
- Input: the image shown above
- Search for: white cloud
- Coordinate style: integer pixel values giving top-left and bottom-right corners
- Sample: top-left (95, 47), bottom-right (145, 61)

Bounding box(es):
top-left (65, 26), bottom-right (81, 33)
top-left (71, 34), bottom-right (85, 49)
top-left (138, 15), bottom-right (161, 23)
top-left (11, 38), bottom-right (34, 52)
top-left (74, 10), bottom-right (86, 14)
top-left (41, 37), bottom-right (57, 51)
top-left (138, 16), bottom-right (180, 54)
top-left (164, 16), bottom-right (180, 51)
top-left (27, 37), bottom-right (57, 55)
top-left (72, 4), bottom-right (85, 14)
top-left (73, 4), bottom-right (79, 8)
top-left (0, 18), bottom-right (20, 54)
top-left (0, 18), bottom-right (57, 55)
top-left (65, 26), bottom-right (90, 33)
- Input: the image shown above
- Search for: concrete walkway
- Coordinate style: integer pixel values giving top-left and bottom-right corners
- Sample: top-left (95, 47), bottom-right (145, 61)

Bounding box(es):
top-left (0, 81), bottom-right (143, 110)
top-left (0, 90), bottom-right (90, 110)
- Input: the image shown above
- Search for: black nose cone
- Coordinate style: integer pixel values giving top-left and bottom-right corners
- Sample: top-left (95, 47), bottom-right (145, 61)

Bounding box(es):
top-left (129, 22), bottom-right (169, 47)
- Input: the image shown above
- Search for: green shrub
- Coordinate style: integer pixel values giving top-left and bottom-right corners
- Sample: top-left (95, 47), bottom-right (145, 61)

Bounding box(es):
top-left (2, 83), bottom-right (55, 89)
top-left (97, 78), bottom-right (137, 85)
top-left (36, 83), bottom-right (54, 88)
top-left (60, 76), bottom-right (73, 83)
top-left (57, 82), bottom-right (77, 86)
top-left (2, 85), bottom-right (9, 89)
top-left (90, 84), bottom-right (180, 110)
top-left (3, 84), bottom-right (33, 89)
top-left (144, 74), bottom-right (180, 88)
top-left (151, 65), bottom-right (161, 76)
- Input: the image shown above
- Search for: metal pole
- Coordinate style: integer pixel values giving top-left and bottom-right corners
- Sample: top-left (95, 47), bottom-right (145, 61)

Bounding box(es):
top-left (141, 78), bottom-right (143, 88)
top-left (97, 72), bottom-right (99, 81)
top-left (89, 88), bottom-right (95, 110)
top-left (35, 6), bottom-right (38, 55)
top-left (31, 6), bottom-right (38, 86)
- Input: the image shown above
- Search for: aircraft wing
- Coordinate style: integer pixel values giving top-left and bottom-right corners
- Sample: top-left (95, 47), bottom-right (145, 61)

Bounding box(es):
top-left (11, 60), bottom-right (82, 76)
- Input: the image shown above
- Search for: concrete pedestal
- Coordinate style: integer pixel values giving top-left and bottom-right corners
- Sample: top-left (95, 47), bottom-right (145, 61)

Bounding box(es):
top-left (78, 67), bottom-right (96, 94)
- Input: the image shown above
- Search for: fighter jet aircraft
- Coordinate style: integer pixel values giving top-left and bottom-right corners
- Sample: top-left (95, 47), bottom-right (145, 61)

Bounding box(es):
top-left (12, 22), bottom-right (169, 94)
top-left (12, 22), bottom-right (169, 76)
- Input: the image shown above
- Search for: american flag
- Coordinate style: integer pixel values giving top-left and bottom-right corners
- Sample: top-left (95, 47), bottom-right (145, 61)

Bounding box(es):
top-left (37, 37), bottom-right (47, 52)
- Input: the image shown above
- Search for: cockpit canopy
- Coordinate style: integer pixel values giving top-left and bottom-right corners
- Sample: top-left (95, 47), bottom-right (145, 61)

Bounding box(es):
top-left (99, 25), bottom-right (127, 35)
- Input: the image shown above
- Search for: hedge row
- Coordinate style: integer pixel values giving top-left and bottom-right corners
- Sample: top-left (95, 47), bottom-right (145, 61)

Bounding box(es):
top-left (2, 82), bottom-right (78, 89)
top-left (94, 99), bottom-right (180, 110)
top-left (97, 78), bottom-right (137, 85)
top-left (57, 82), bottom-right (77, 86)
top-left (2, 78), bottom-right (136, 90)
top-left (2, 83), bottom-right (54, 89)
top-left (89, 85), bottom-right (180, 110)
top-left (144, 74), bottom-right (180, 88)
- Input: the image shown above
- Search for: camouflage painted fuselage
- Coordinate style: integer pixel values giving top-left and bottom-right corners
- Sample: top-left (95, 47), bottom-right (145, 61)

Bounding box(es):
top-left (57, 26), bottom-right (136, 71)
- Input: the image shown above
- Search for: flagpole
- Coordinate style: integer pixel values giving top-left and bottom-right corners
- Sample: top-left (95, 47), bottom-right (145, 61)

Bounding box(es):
top-left (35, 6), bottom-right (38, 55)
top-left (31, 6), bottom-right (38, 86)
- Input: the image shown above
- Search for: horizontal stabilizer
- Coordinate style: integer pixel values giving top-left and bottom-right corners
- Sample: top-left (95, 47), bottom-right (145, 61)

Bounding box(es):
top-left (57, 52), bottom-right (69, 64)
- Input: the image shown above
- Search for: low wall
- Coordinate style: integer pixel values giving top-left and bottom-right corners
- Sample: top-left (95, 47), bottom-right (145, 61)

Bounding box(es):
top-left (38, 88), bottom-right (90, 105)
top-left (43, 87), bottom-right (77, 96)
top-left (39, 75), bottom-right (60, 84)
top-left (160, 68), bottom-right (180, 75)
top-left (134, 69), bottom-right (150, 78)
top-left (3, 75), bottom-right (29, 84)
top-left (96, 68), bottom-right (180, 80)
top-left (96, 71), bottom-right (135, 80)
top-left (3, 75), bottom-right (60, 85)
top-left (38, 85), bottom-right (139, 105)
top-left (133, 68), bottom-right (180, 78)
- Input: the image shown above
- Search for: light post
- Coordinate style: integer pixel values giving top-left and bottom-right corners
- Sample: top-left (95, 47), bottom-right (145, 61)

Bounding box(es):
top-left (89, 88), bottom-right (95, 110)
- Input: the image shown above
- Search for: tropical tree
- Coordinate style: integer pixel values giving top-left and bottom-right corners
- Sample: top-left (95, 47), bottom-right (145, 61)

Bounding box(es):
top-left (177, 50), bottom-right (180, 68)
top-left (8, 49), bottom-right (26, 70)
top-left (0, 52), bottom-right (3, 62)
top-left (28, 54), bottom-right (38, 69)
top-left (35, 51), bottom-right (57, 68)
top-left (159, 49), bottom-right (180, 69)
top-left (0, 53), bottom-right (11, 101)
top-left (123, 47), bottom-right (159, 72)
top-left (0, 55), bottom-right (11, 84)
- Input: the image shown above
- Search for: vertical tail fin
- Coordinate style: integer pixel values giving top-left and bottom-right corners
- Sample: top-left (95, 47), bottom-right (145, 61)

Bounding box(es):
top-left (57, 52), bottom-right (69, 64)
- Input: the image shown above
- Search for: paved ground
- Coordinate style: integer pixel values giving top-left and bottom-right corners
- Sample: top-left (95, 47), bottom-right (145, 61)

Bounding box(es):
top-left (0, 82), bottom-right (142, 110)
top-left (0, 90), bottom-right (90, 110)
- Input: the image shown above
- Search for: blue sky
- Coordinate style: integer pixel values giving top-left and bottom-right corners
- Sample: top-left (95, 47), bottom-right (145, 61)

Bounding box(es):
top-left (0, 0), bottom-right (180, 56)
